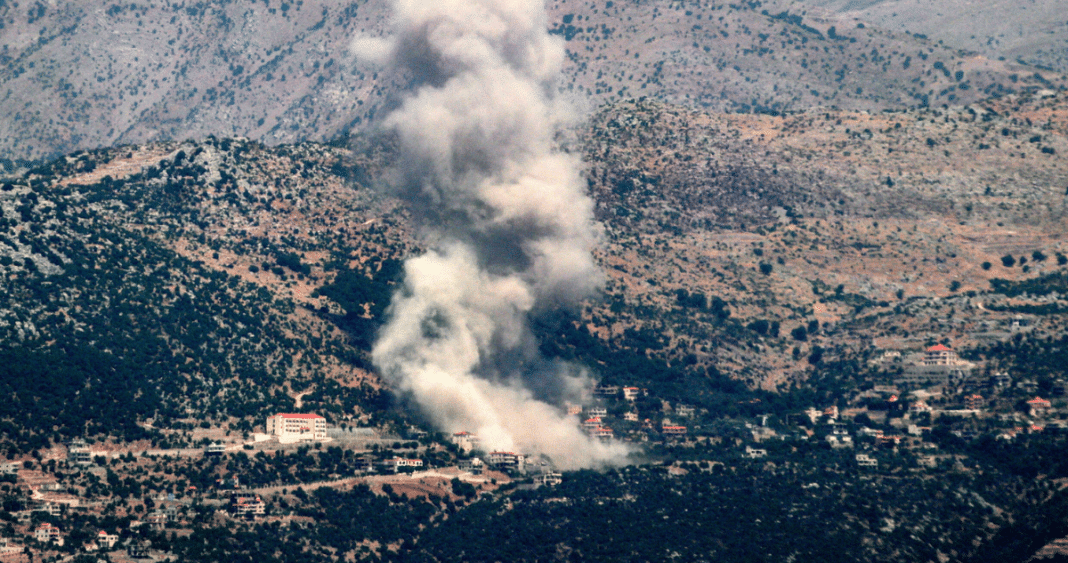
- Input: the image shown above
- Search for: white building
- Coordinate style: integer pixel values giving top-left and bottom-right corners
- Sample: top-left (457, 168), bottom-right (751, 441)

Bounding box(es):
top-left (451, 432), bottom-right (480, 452)
top-left (855, 454), bottom-right (878, 468)
top-left (541, 473), bottom-right (562, 486)
top-left (33, 523), bottom-right (61, 545)
top-left (230, 493), bottom-right (265, 517)
top-left (458, 458), bottom-right (484, 475)
top-left (96, 531), bottom-right (119, 549)
top-left (266, 413), bottom-right (327, 443)
top-left (488, 452), bottom-right (524, 470)
top-left (383, 458), bottom-right (423, 472)
top-left (745, 446), bottom-right (767, 459)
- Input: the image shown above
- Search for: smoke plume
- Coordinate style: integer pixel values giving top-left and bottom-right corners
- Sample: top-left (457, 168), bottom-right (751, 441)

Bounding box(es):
top-left (360, 0), bottom-right (632, 468)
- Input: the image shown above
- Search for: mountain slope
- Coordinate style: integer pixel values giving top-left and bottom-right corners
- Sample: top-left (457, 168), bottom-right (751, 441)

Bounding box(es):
top-left (0, 0), bottom-right (1061, 163)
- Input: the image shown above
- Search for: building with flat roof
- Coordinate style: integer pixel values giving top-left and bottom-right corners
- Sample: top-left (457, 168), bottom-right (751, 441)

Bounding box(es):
top-left (266, 413), bottom-right (327, 443)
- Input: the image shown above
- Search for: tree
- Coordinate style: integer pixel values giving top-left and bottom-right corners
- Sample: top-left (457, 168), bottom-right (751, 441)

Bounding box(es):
top-left (1001, 255), bottom-right (1016, 268)
top-left (981, 261), bottom-right (992, 271)
top-left (759, 263), bottom-right (773, 276)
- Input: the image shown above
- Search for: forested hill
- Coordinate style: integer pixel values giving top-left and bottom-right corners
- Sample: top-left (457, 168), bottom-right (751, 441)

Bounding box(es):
top-left (2, 91), bottom-right (1068, 561)
top-left (3, 89), bottom-right (1068, 452)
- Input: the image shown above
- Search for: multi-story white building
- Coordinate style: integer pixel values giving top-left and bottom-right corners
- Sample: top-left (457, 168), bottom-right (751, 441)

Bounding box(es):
top-left (855, 454), bottom-right (878, 468)
top-left (266, 413), bottom-right (327, 443)
top-left (230, 493), bottom-right (265, 517)
top-left (96, 531), bottom-right (119, 549)
top-left (33, 523), bottom-right (61, 545)
top-left (921, 344), bottom-right (960, 366)
top-left (662, 425), bottom-right (687, 437)
top-left (451, 432), bottom-right (480, 452)
top-left (488, 452), bottom-right (525, 471)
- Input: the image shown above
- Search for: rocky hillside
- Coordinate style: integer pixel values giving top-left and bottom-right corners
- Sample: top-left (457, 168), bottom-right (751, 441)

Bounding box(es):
top-left (2, 89), bottom-right (1067, 448)
top-left (0, 0), bottom-right (1062, 163)
top-left (791, 0), bottom-right (1068, 74)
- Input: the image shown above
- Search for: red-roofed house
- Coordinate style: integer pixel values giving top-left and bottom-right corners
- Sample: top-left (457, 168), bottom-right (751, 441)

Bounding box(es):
top-left (1028, 397), bottom-right (1052, 417)
top-left (965, 394), bottom-right (985, 410)
top-left (582, 417), bottom-right (603, 431)
top-left (96, 531), bottom-right (119, 549)
top-left (662, 426), bottom-right (687, 437)
top-left (590, 426), bottom-right (614, 440)
top-left (266, 413), bottom-right (327, 443)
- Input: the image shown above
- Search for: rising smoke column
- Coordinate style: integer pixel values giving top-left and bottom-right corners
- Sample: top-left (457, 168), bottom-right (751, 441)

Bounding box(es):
top-left (360, 0), bottom-right (631, 468)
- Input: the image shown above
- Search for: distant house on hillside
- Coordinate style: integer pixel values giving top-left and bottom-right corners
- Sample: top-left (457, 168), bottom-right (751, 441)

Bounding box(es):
top-left (1028, 397), bottom-right (1052, 417)
top-left (33, 523), bottom-right (61, 545)
top-left (451, 432), bottom-right (480, 452)
top-left (662, 425), bottom-right (687, 438)
top-left (897, 344), bottom-right (974, 387)
top-left (230, 492), bottom-right (265, 518)
top-left (266, 413), bottom-right (327, 443)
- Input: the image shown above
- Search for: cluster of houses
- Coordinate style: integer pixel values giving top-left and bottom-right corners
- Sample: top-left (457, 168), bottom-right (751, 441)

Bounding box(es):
top-left (577, 386), bottom-right (695, 442)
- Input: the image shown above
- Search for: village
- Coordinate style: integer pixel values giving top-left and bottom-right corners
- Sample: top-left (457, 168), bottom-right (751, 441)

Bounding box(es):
top-left (0, 338), bottom-right (1063, 562)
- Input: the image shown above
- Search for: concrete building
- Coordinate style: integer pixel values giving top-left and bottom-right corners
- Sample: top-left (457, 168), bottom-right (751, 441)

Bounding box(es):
top-left (33, 523), bottom-right (61, 545)
top-left (488, 452), bottom-right (524, 471)
top-left (204, 443), bottom-right (226, 456)
top-left (1028, 397), bottom-right (1053, 417)
top-left (451, 432), bottom-right (480, 452)
top-left (897, 344), bottom-right (974, 387)
top-left (458, 458), bottom-right (484, 475)
top-left (541, 473), bottom-right (562, 486)
top-left (266, 413), bottom-right (327, 443)
top-left (855, 454), bottom-right (878, 468)
top-left (662, 425), bottom-right (687, 438)
top-left (67, 439), bottom-right (93, 465)
top-left (590, 426), bottom-right (614, 440)
top-left (96, 531), bottom-right (119, 549)
top-left (381, 458), bottom-right (423, 473)
top-left (745, 446), bottom-right (767, 459)
top-left (230, 493), bottom-right (265, 517)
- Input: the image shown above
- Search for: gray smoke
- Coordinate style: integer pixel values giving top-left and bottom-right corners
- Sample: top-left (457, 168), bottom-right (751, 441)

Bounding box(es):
top-left (357, 0), bottom-right (632, 468)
